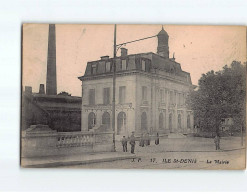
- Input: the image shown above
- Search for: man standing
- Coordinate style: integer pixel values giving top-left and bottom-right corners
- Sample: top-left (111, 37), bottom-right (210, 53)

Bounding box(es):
top-left (214, 134), bottom-right (220, 150)
top-left (121, 136), bottom-right (128, 152)
top-left (129, 132), bottom-right (136, 154)
top-left (147, 133), bottom-right (151, 146)
top-left (155, 132), bottom-right (159, 145)
top-left (139, 133), bottom-right (144, 147)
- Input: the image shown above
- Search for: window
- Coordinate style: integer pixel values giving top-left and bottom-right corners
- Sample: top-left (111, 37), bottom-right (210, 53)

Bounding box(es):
top-left (88, 112), bottom-right (96, 130)
top-left (89, 89), bottom-right (95, 105)
top-left (92, 64), bottom-right (97, 74)
top-left (141, 60), bottom-right (146, 71)
top-left (142, 86), bottom-right (147, 101)
top-left (160, 89), bottom-right (165, 103)
top-left (103, 87), bottom-right (110, 105)
top-left (169, 91), bottom-right (173, 104)
top-left (102, 112), bottom-right (110, 129)
top-left (179, 93), bottom-right (182, 105)
top-left (122, 60), bottom-right (127, 70)
top-left (119, 86), bottom-right (126, 104)
top-left (106, 62), bottom-right (111, 72)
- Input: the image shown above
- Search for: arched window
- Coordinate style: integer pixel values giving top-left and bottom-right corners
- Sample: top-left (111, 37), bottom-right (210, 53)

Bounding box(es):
top-left (178, 114), bottom-right (182, 129)
top-left (102, 112), bottom-right (110, 129)
top-left (117, 112), bottom-right (126, 135)
top-left (187, 115), bottom-right (191, 129)
top-left (88, 112), bottom-right (96, 130)
top-left (141, 112), bottom-right (147, 131)
top-left (159, 113), bottom-right (164, 129)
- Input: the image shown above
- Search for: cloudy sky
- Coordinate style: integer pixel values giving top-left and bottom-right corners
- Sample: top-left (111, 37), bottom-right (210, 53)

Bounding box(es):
top-left (22, 24), bottom-right (246, 96)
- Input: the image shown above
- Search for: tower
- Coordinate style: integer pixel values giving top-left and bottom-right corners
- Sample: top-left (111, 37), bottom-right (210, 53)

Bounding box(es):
top-left (157, 26), bottom-right (169, 58)
top-left (46, 24), bottom-right (57, 95)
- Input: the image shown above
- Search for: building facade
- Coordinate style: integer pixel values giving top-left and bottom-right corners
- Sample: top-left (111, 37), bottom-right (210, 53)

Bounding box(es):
top-left (79, 27), bottom-right (195, 137)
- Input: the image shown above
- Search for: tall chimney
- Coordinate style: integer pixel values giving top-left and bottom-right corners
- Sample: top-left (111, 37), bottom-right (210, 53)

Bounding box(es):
top-left (46, 24), bottom-right (57, 95)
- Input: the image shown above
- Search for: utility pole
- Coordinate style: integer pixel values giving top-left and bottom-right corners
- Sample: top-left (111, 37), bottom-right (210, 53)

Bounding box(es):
top-left (112, 24), bottom-right (117, 152)
top-left (110, 25), bottom-right (157, 152)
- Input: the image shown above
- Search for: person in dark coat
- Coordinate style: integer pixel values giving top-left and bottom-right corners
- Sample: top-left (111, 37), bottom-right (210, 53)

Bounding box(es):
top-left (143, 133), bottom-right (148, 146)
top-left (147, 133), bottom-right (151, 146)
top-left (155, 132), bottom-right (159, 145)
top-left (121, 136), bottom-right (128, 152)
top-left (129, 132), bottom-right (136, 154)
top-left (139, 133), bottom-right (144, 147)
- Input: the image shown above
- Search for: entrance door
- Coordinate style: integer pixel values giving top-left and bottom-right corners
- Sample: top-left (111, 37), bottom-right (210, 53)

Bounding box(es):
top-left (141, 112), bottom-right (147, 131)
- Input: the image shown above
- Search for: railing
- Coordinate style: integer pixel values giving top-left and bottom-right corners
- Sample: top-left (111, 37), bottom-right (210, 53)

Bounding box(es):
top-left (57, 132), bottom-right (94, 148)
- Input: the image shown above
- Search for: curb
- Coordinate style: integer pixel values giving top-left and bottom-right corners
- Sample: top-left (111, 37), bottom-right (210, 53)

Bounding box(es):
top-left (160, 148), bottom-right (245, 153)
top-left (22, 154), bottom-right (136, 168)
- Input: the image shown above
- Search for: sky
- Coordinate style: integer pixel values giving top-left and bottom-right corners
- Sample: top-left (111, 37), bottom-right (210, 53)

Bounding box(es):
top-left (22, 24), bottom-right (246, 96)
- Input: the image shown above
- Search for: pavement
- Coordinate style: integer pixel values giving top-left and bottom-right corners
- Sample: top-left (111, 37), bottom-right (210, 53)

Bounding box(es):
top-left (21, 136), bottom-right (245, 169)
top-left (21, 152), bottom-right (136, 168)
top-left (65, 136), bottom-right (246, 169)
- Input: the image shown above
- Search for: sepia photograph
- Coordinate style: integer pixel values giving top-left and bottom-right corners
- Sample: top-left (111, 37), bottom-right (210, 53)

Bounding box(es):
top-left (21, 24), bottom-right (246, 169)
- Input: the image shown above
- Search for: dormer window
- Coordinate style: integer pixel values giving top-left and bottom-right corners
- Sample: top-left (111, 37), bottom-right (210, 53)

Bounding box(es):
top-left (122, 60), bottom-right (127, 70)
top-left (92, 64), bottom-right (97, 74)
top-left (106, 62), bottom-right (111, 72)
top-left (142, 60), bottom-right (146, 71)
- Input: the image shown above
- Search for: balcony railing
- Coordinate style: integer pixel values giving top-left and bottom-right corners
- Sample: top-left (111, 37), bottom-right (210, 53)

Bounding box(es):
top-left (57, 132), bottom-right (94, 148)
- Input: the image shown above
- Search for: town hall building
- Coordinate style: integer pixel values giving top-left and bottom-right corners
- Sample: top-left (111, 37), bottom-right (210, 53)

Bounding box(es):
top-left (78, 27), bottom-right (195, 137)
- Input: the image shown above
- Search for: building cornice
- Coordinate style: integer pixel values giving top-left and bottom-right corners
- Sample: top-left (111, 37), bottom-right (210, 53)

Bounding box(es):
top-left (78, 70), bottom-right (192, 87)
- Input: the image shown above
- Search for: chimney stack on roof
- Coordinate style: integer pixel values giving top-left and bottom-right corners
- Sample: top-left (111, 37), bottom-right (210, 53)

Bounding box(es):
top-left (25, 86), bottom-right (32, 95)
top-left (100, 56), bottom-right (110, 60)
top-left (39, 84), bottom-right (45, 94)
top-left (121, 48), bottom-right (128, 57)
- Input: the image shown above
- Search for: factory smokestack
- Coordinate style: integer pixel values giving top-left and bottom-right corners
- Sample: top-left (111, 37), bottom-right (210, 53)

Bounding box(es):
top-left (46, 24), bottom-right (57, 95)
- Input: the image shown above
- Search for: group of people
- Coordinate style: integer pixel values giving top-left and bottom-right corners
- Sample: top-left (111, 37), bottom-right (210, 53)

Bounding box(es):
top-left (121, 132), bottom-right (160, 154)
top-left (139, 133), bottom-right (160, 147)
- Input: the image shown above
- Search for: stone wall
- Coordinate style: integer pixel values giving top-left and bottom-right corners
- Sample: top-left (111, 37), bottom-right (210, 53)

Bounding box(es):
top-left (21, 125), bottom-right (114, 158)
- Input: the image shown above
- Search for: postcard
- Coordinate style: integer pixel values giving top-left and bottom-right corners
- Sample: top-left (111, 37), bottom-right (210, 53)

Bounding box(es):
top-left (21, 24), bottom-right (246, 169)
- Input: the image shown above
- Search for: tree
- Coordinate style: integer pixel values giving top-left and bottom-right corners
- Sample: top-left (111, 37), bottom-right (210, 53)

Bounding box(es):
top-left (58, 91), bottom-right (71, 96)
top-left (187, 61), bottom-right (246, 135)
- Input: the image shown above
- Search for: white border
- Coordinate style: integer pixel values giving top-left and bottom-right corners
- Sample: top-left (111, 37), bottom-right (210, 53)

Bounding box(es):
top-left (0, 0), bottom-right (246, 192)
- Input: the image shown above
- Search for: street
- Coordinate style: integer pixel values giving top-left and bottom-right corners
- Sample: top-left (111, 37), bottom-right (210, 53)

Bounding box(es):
top-left (64, 136), bottom-right (246, 169)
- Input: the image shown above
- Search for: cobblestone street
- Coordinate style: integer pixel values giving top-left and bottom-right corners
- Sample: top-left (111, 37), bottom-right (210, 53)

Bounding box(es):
top-left (65, 136), bottom-right (245, 169)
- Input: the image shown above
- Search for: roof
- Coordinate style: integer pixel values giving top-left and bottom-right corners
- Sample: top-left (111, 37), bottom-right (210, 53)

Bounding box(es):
top-left (157, 26), bottom-right (168, 36)
top-left (79, 52), bottom-right (192, 85)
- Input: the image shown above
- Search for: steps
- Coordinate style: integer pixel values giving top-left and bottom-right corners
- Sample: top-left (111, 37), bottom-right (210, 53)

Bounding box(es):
top-left (168, 133), bottom-right (187, 138)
